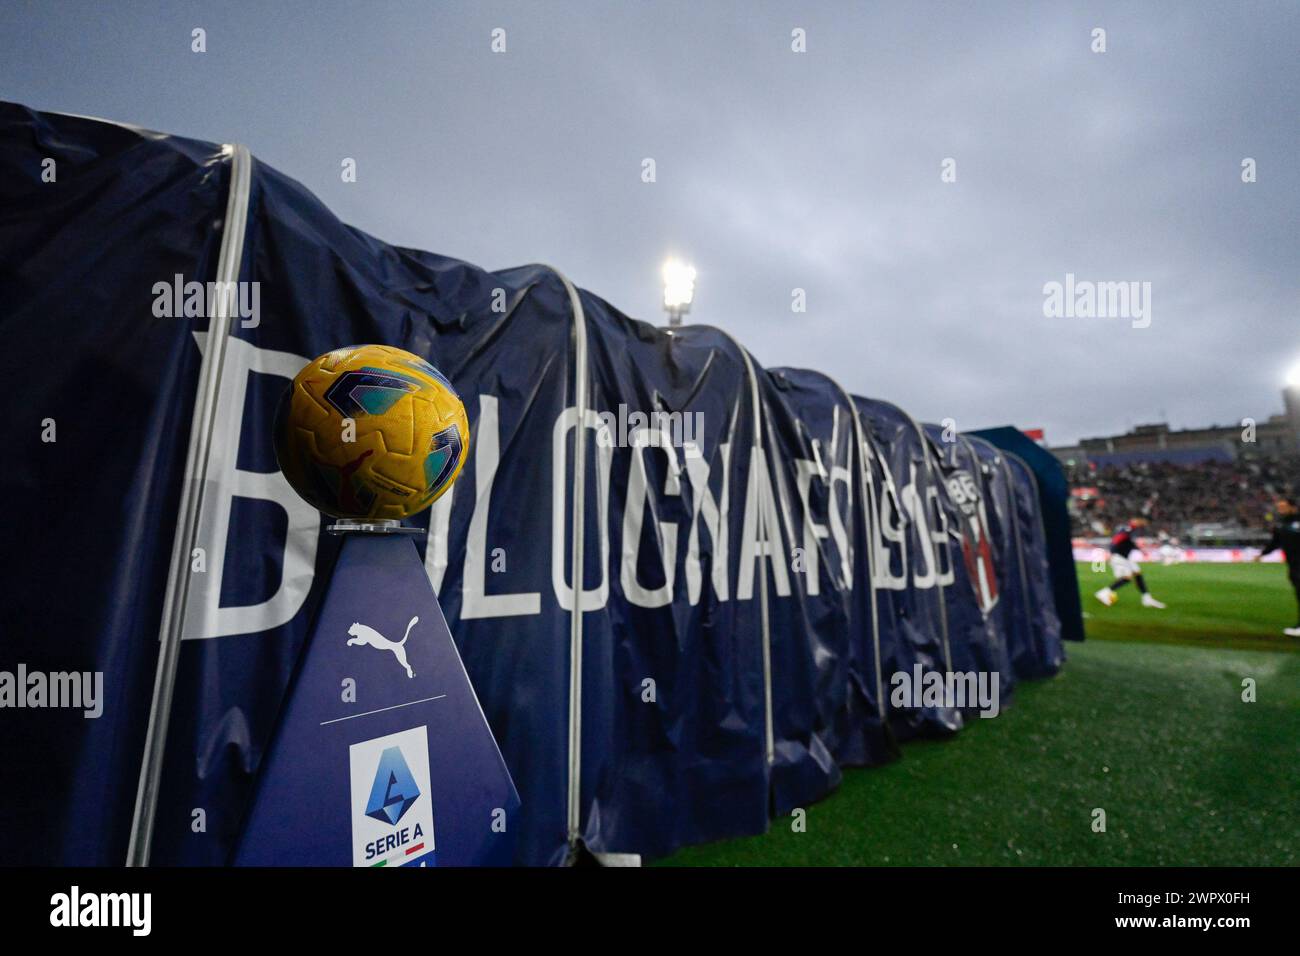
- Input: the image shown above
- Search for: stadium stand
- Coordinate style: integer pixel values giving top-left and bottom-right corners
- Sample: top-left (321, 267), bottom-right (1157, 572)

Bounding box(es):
top-left (1066, 453), bottom-right (1300, 537)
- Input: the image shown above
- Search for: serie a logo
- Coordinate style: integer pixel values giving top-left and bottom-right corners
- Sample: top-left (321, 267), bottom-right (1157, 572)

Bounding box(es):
top-left (349, 727), bottom-right (437, 867)
top-left (363, 746), bottom-right (427, 862)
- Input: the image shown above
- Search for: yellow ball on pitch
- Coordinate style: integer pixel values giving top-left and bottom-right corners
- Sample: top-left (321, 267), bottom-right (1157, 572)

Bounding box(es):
top-left (273, 345), bottom-right (470, 519)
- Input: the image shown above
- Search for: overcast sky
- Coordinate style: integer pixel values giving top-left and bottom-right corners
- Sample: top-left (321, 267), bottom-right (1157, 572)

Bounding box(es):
top-left (4, 1), bottom-right (1297, 444)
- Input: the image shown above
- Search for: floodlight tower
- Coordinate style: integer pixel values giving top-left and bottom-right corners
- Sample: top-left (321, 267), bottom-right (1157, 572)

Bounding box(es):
top-left (662, 259), bottom-right (696, 328)
top-left (1285, 361), bottom-right (1300, 448)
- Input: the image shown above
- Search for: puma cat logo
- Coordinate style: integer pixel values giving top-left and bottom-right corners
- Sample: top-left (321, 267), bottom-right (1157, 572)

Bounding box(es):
top-left (346, 616), bottom-right (419, 678)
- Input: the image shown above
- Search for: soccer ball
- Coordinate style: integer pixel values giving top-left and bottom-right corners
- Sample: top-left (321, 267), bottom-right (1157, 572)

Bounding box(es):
top-left (274, 345), bottom-right (470, 519)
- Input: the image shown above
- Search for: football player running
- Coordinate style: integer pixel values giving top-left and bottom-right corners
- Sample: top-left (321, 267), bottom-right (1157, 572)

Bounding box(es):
top-left (1254, 497), bottom-right (1300, 637)
top-left (1095, 518), bottom-right (1166, 609)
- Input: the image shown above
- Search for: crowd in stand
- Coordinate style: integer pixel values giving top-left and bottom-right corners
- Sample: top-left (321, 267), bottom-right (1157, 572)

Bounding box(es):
top-left (1067, 453), bottom-right (1300, 536)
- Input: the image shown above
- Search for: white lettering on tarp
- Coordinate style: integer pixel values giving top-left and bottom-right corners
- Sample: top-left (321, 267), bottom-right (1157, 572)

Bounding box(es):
top-left (792, 430), bottom-right (854, 597)
top-left (423, 487), bottom-right (453, 595)
top-left (824, 407), bottom-right (852, 589)
top-left (828, 456), bottom-right (853, 589)
top-left (878, 463), bottom-right (961, 590)
top-left (459, 395), bottom-right (540, 618)
top-left (871, 460), bottom-right (953, 592)
top-left (902, 472), bottom-right (938, 589)
top-left (184, 334), bottom-right (320, 639)
top-left (926, 484), bottom-right (955, 587)
top-left (551, 406), bottom-right (613, 612)
top-left (684, 441), bottom-right (730, 605)
top-left (183, 336), bottom-right (872, 628)
top-left (737, 447), bottom-right (791, 600)
top-left (872, 467), bottom-right (909, 591)
top-left (620, 423), bottom-right (681, 608)
top-left (794, 459), bottom-right (829, 595)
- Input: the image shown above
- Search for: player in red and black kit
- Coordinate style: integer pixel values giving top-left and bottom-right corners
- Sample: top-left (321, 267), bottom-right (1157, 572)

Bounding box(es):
top-left (1094, 517), bottom-right (1167, 609)
top-left (1254, 497), bottom-right (1300, 637)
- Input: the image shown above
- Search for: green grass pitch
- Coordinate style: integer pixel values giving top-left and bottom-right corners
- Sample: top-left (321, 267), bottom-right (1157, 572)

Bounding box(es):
top-left (657, 562), bottom-right (1300, 866)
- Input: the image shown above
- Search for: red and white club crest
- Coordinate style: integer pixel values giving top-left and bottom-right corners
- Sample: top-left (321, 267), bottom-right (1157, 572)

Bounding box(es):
top-left (945, 470), bottom-right (999, 614)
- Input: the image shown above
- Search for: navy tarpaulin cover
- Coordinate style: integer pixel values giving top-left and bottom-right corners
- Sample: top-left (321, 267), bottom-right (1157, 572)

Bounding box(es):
top-left (747, 371), bottom-right (839, 813)
top-left (0, 104), bottom-right (578, 865)
top-left (1002, 453), bottom-right (1065, 676)
top-left (769, 368), bottom-right (892, 768)
top-left (969, 426), bottom-right (1081, 644)
top-left (0, 103), bottom-right (229, 865)
top-left (964, 436), bottom-right (1036, 681)
top-left (577, 306), bottom-right (769, 858)
top-left (853, 397), bottom-right (961, 737)
top-left (923, 424), bottom-right (1014, 710)
top-left (151, 153), bottom-right (580, 865)
top-left (758, 368), bottom-right (844, 811)
top-left (0, 102), bottom-right (1070, 865)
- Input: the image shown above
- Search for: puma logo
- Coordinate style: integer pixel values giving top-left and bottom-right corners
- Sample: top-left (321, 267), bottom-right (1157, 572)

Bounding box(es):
top-left (346, 616), bottom-right (419, 678)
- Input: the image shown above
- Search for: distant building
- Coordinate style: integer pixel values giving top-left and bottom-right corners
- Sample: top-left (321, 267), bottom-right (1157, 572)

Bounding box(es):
top-left (1051, 444), bottom-right (1087, 466)
top-left (1052, 386), bottom-right (1300, 467)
